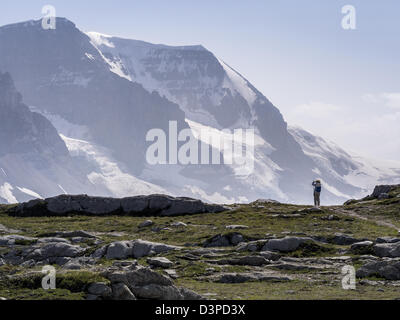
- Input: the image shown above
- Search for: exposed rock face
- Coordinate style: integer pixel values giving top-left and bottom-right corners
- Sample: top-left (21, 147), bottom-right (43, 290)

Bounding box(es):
top-left (356, 259), bottom-right (400, 280)
top-left (328, 233), bottom-right (366, 245)
top-left (9, 194), bottom-right (228, 217)
top-left (371, 185), bottom-right (400, 198)
top-left (376, 237), bottom-right (400, 244)
top-left (0, 235), bottom-right (37, 246)
top-left (111, 283), bottom-right (136, 300)
top-left (103, 265), bottom-right (203, 300)
top-left (147, 257), bottom-right (174, 268)
top-left (104, 239), bottom-right (181, 260)
top-left (27, 242), bottom-right (85, 260)
top-left (203, 233), bottom-right (246, 247)
top-left (262, 236), bottom-right (313, 253)
top-left (373, 243), bottom-right (400, 258)
top-left (350, 241), bottom-right (374, 254)
top-left (88, 282), bottom-right (112, 297)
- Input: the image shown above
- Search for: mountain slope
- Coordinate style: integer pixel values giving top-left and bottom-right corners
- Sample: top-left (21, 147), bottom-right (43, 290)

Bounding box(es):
top-left (289, 126), bottom-right (400, 199)
top-left (0, 72), bottom-right (112, 203)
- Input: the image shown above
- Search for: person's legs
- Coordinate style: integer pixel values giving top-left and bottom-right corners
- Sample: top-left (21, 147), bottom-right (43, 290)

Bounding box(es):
top-left (314, 191), bottom-right (318, 206)
top-left (316, 192), bottom-right (320, 207)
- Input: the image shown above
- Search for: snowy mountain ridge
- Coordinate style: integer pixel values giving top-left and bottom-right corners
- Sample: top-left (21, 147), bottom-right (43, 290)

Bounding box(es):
top-left (0, 18), bottom-right (399, 205)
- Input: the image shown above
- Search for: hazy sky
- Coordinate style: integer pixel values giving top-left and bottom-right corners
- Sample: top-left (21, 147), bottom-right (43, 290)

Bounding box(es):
top-left (1, 0), bottom-right (399, 161)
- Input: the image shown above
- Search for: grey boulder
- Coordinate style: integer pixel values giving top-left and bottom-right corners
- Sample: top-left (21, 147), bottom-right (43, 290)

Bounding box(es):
top-left (373, 242), bottom-right (400, 258)
top-left (356, 259), bottom-right (400, 280)
top-left (28, 242), bottom-right (85, 260)
top-left (105, 240), bottom-right (180, 260)
top-left (88, 282), bottom-right (112, 297)
top-left (106, 241), bottom-right (133, 260)
top-left (111, 283), bottom-right (136, 300)
top-left (147, 257), bottom-right (174, 268)
top-left (262, 236), bottom-right (313, 252)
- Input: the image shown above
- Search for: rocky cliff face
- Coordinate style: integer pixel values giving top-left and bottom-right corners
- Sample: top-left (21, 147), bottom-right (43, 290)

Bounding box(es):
top-left (0, 72), bottom-right (68, 158)
top-left (0, 72), bottom-right (110, 203)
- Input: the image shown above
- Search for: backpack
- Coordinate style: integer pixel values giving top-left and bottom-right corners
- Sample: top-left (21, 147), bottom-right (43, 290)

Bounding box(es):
top-left (315, 183), bottom-right (322, 193)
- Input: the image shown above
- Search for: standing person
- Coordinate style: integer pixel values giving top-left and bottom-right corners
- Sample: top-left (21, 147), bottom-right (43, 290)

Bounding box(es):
top-left (312, 180), bottom-right (322, 207)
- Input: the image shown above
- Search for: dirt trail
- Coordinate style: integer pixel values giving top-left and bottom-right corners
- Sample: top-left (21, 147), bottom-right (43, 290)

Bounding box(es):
top-left (329, 207), bottom-right (399, 232)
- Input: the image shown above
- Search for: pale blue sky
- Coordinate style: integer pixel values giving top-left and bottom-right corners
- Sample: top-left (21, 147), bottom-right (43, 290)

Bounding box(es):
top-left (1, 0), bottom-right (399, 161)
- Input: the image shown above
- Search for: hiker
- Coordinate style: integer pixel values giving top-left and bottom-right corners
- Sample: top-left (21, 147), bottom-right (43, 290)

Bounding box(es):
top-left (312, 180), bottom-right (322, 207)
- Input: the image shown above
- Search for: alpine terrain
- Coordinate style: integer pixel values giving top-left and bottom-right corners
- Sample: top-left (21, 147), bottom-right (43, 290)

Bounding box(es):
top-left (0, 18), bottom-right (399, 205)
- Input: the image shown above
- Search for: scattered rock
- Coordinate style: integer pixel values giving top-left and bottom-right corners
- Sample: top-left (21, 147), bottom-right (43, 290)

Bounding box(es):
top-left (203, 233), bottom-right (245, 247)
top-left (258, 251), bottom-right (281, 261)
top-left (105, 240), bottom-right (180, 260)
top-left (104, 265), bottom-right (202, 300)
top-left (62, 257), bottom-right (96, 270)
top-left (356, 259), bottom-right (400, 280)
top-left (376, 237), bottom-right (400, 244)
top-left (111, 283), bottom-right (136, 300)
top-left (262, 236), bottom-right (313, 253)
top-left (329, 233), bottom-right (365, 245)
top-left (373, 243), bottom-right (400, 258)
top-left (0, 224), bottom-right (21, 234)
top-left (225, 225), bottom-right (248, 230)
top-left (0, 235), bottom-right (37, 246)
top-left (88, 282), bottom-right (112, 297)
top-left (164, 269), bottom-right (178, 279)
top-left (91, 245), bottom-right (108, 259)
top-left (171, 222), bottom-right (187, 227)
top-left (37, 237), bottom-right (71, 244)
top-left (132, 240), bottom-right (181, 258)
top-left (236, 240), bottom-right (268, 252)
top-left (321, 214), bottom-right (340, 221)
top-left (147, 257), bottom-right (173, 268)
top-left (251, 199), bottom-right (280, 205)
top-left (27, 242), bottom-right (85, 261)
top-left (139, 220), bottom-right (153, 228)
top-left (297, 207), bottom-right (322, 214)
top-left (106, 241), bottom-right (133, 260)
top-left (350, 241), bottom-right (374, 254)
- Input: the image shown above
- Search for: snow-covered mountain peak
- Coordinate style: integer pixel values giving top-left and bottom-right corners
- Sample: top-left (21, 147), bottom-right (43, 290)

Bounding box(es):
top-left (1, 18), bottom-right (399, 205)
top-left (86, 32), bottom-right (265, 129)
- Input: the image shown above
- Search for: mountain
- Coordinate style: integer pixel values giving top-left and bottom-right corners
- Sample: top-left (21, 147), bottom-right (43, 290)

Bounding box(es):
top-left (86, 31), bottom-right (400, 202)
top-left (0, 18), bottom-right (399, 204)
top-left (289, 126), bottom-right (400, 196)
top-left (0, 71), bottom-right (111, 203)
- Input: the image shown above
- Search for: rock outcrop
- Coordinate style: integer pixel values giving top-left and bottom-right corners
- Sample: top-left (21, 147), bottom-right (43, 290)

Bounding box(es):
top-left (102, 264), bottom-right (203, 300)
top-left (9, 194), bottom-right (228, 217)
top-left (371, 185), bottom-right (400, 199)
top-left (104, 240), bottom-right (181, 260)
top-left (356, 259), bottom-right (400, 280)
